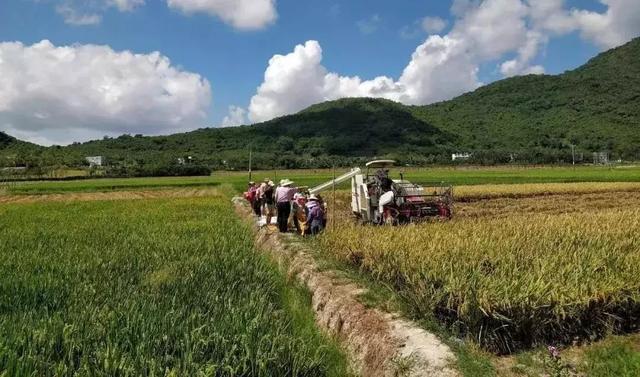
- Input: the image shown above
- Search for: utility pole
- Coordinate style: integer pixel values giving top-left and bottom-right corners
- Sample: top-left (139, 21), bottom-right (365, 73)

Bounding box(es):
top-left (571, 144), bottom-right (575, 166)
top-left (248, 146), bottom-right (253, 182)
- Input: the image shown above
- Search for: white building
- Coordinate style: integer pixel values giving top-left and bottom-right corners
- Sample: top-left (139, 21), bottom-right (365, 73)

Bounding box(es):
top-left (86, 156), bottom-right (105, 167)
top-left (451, 153), bottom-right (471, 161)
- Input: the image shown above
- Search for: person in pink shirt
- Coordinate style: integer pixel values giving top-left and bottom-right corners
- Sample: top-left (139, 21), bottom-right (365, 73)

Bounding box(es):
top-left (274, 179), bottom-right (298, 232)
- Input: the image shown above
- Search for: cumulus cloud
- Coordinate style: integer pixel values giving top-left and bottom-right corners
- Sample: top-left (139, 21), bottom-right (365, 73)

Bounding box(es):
top-left (244, 0), bottom-right (640, 124)
top-left (0, 40), bottom-right (211, 145)
top-left (247, 39), bottom-right (480, 122)
top-left (499, 30), bottom-right (547, 77)
top-left (570, 0), bottom-right (640, 49)
top-left (528, 0), bottom-right (640, 49)
top-left (166, 0), bottom-right (277, 30)
top-left (221, 105), bottom-right (247, 127)
top-left (246, 0), bottom-right (533, 121)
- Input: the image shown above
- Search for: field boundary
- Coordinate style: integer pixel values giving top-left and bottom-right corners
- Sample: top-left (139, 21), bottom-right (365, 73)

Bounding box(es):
top-left (0, 188), bottom-right (219, 204)
top-left (233, 197), bottom-right (458, 377)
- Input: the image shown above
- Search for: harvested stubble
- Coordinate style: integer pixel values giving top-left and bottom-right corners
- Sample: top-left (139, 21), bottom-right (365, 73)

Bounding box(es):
top-left (0, 191), bottom-right (345, 376)
top-left (321, 185), bottom-right (640, 353)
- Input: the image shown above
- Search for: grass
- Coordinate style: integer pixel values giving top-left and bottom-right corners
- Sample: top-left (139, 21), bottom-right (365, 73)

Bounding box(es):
top-left (0, 190), bottom-right (349, 376)
top-left (494, 335), bottom-right (640, 376)
top-left (584, 336), bottom-right (640, 376)
top-left (319, 185), bottom-right (640, 354)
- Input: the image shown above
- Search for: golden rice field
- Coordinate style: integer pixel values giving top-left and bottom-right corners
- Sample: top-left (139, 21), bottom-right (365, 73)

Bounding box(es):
top-left (454, 181), bottom-right (640, 200)
top-left (320, 182), bottom-right (640, 353)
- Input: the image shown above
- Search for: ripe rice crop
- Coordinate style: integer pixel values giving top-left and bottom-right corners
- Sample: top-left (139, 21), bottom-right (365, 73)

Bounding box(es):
top-left (320, 186), bottom-right (640, 353)
top-left (454, 181), bottom-right (640, 200)
top-left (0, 191), bottom-right (346, 376)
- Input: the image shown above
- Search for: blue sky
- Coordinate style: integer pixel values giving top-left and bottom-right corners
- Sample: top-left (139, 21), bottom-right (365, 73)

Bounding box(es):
top-left (0, 0), bottom-right (638, 145)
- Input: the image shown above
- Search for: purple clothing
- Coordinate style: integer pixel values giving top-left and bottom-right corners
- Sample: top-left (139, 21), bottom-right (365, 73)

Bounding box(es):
top-left (307, 204), bottom-right (324, 224)
top-left (275, 186), bottom-right (298, 203)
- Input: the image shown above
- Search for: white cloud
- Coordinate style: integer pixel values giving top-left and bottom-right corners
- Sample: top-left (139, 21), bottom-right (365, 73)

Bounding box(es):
top-left (166, 0), bottom-right (277, 30)
top-left (247, 39), bottom-right (480, 122)
top-left (52, 0), bottom-right (144, 26)
top-left (401, 16), bottom-right (448, 39)
top-left (528, 0), bottom-right (640, 49)
top-left (245, 0), bottom-right (640, 124)
top-left (0, 40), bottom-right (211, 145)
top-left (570, 0), bottom-right (640, 49)
top-left (108, 0), bottom-right (145, 12)
top-left (422, 16), bottom-right (447, 34)
top-left (221, 105), bottom-right (247, 127)
top-left (55, 4), bottom-right (102, 26)
top-left (357, 14), bottom-right (381, 35)
top-left (499, 30), bottom-right (547, 77)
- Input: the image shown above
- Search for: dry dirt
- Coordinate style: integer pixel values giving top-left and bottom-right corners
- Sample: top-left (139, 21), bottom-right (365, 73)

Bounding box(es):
top-left (0, 188), bottom-right (219, 204)
top-left (233, 197), bottom-right (459, 377)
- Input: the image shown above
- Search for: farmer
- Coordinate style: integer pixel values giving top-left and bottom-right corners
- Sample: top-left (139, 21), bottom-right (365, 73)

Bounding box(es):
top-left (263, 180), bottom-right (276, 227)
top-left (244, 181), bottom-right (261, 216)
top-left (292, 192), bottom-right (307, 235)
top-left (257, 178), bottom-right (270, 215)
top-left (250, 182), bottom-right (262, 216)
top-left (305, 194), bottom-right (325, 235)
top-left (275, 179), bottom-right (297, 233)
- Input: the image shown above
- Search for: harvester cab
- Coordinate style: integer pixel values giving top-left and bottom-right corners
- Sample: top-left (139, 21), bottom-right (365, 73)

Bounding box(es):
top-left (351, 160), bottom-right (453, 225)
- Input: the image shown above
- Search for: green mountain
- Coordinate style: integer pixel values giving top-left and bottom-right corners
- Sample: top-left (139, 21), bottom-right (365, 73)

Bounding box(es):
top-left (412, 37), bottom-right (640, 160)
top-left (1, 37), bottom-right (639, 172)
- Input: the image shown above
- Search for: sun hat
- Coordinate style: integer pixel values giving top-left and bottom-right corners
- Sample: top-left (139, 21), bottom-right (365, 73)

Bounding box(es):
top-left (249, 181), bottom-right (255, 185)
top-left (281, 179), bottom-right (294, 187)
top-left (268, 180), bottom-right (275, 186)
top-left (308, 194), bottom-right (318, 201)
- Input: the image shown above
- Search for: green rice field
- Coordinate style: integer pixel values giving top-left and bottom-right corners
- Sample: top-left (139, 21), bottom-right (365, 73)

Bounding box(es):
top-left (0, 189), bottom-right (348, 376)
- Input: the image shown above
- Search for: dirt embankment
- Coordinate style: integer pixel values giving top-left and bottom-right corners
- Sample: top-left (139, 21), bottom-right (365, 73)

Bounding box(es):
top-left (233, 197), bottom-right (458, 377)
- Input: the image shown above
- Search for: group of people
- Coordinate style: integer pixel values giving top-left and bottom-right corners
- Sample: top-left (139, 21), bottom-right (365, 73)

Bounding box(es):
top-left (245, 178), bottom-right (326, 235)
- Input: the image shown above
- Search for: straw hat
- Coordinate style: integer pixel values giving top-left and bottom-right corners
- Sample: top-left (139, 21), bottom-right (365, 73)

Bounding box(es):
top-left (268, 180), bottom-right (275, 186)
top-left (308, 194), bottom-right (318, 201)
top-left (281, 179), bottom-right (294, 187)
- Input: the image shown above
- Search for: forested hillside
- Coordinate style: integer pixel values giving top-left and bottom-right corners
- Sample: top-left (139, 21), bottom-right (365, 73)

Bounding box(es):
top-left (1, 37), bottom-right (639, 173)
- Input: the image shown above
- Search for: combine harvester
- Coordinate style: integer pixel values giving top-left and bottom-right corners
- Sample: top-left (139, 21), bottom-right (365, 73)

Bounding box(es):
top-left (309, 160), bottom-right (453, 225)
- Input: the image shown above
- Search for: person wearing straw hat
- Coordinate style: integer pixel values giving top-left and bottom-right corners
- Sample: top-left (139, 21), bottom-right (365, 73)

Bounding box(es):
top-left (292, 192), bottom-right (307, 235)
top-left (263, 180), bottom-right (276, 226)
top-left (257, 177), bottom-right (270, 215)
top-left (274, 179), bottom-right (297, 232)
top-left (244, 181), bottom-right (260, 216)
top-left (305, 194), bottom-right (325, 235)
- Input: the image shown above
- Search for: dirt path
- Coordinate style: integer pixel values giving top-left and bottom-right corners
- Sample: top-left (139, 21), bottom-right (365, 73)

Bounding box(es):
top-left (233, 197), bottom-right (459, 377)
top-left (0, 188), bottom-right (219, 204)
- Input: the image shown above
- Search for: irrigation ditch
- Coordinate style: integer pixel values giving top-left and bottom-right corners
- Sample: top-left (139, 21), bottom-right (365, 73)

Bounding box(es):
top-left (233, 197), bottom-right (459, 377)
